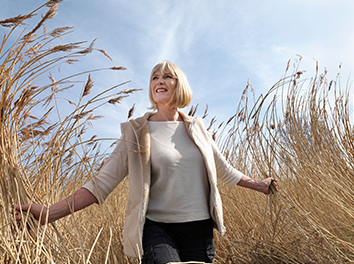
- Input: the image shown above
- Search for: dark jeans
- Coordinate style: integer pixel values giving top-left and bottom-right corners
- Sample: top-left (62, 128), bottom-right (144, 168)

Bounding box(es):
top-left (142, 218), bottom-right (215, 264)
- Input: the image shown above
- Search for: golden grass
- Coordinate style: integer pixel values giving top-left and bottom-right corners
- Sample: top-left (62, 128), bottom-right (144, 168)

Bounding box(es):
top-left (213, 60), bottom-right (354, 263)
top-left (0, 2), bottom-right (138, 263)
top-left (1, 2), bottom-right (354, 264)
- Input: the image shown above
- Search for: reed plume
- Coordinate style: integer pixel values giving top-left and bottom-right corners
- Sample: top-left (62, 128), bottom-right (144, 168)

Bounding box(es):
top-left (1, 1), bottom-right (353, 263)
top-left (0, 2), bottom-right (139, 263)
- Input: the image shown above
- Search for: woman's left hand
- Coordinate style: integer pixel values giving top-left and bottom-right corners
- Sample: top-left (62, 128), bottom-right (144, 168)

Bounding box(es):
top-left (237, 175), bottom-right (278, 194)
top-left (261, 178), bottom-right (278, 195)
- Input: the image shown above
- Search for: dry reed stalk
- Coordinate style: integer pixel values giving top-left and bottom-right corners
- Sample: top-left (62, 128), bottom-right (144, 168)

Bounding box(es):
top-left (2, 2), bottom-right (354, 263)
top-left (215, 60), bottom-right (354, 263)
top-left (0, 1), bottom-right (140, 263)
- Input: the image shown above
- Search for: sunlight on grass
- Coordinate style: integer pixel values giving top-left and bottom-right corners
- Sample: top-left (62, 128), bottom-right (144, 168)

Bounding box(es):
top-left (1, 1), bottom-right (353, 263)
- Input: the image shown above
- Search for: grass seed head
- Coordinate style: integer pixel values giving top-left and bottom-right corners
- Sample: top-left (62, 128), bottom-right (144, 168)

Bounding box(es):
top-left (82, 74), bottom-right (93, 97)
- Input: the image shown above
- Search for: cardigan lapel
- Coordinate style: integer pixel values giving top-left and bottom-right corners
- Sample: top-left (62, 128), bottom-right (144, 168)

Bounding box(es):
top-left (129, 112), bottom-right (153, 218)
top-left (179, 110), bottom-right (195, 135)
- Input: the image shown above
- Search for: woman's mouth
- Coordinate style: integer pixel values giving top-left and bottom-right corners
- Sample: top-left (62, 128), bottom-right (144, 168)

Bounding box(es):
top-left (156, 88), bottom-right (167, 93)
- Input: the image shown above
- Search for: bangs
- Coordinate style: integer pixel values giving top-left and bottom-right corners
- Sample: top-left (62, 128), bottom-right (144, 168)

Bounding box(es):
top-left (150, 62), bottom-right (177, 80)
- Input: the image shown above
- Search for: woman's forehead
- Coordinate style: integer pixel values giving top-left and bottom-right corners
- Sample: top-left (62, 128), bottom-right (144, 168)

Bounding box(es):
top-left (152, 68), bottom-right (173, 76)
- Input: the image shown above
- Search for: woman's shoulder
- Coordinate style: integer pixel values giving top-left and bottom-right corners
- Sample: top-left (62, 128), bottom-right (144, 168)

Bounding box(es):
top-left (120, 112), bottom-right (154, 134)
top-left (193, 116), bottom-right (207, 128)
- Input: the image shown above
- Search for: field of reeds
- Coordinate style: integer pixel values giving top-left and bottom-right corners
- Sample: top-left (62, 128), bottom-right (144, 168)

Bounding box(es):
top-left (1, 1), bottom-right (353, 263)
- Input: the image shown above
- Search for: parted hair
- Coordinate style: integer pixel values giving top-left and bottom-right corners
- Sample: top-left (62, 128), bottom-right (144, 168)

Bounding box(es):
top-left (149, 61), bottom-right (192, 110)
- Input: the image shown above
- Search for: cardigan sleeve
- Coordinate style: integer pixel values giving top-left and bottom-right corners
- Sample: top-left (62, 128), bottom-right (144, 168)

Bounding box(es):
top-left (211, 138), bottom-right (243, 187)
top-left (193, 117), bottom-right (243, 187)
top-left (82, 126), bottom-right (129, 203)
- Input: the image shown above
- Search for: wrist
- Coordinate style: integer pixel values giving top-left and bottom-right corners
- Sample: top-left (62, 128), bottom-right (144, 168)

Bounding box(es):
top-left (38, 206), bottom-right (49, 225)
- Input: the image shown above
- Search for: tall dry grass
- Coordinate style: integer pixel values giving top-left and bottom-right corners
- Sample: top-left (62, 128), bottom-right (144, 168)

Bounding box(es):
top-left (214, 59), bottom-right (354, 263)
top-left (1, 2), bottom-right (354, 264)
top-left (0, 1), bottom-right (139, 263)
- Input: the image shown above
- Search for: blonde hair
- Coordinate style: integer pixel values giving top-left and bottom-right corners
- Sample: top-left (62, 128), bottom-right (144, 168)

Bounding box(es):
top-left (149, 61), bottom-right (192, 110)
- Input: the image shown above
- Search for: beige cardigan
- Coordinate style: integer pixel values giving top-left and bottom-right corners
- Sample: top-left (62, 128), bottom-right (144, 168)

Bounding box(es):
top-left (83, 111), bottom-right (243, 259)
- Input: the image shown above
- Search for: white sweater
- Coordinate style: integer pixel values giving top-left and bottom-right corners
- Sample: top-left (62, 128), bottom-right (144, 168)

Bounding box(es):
top-left (147, 121), bottom-right (210, 222)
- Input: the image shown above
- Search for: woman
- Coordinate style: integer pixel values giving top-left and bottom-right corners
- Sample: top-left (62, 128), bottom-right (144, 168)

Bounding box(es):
top-left (13, 61), bottom-right (277, 263)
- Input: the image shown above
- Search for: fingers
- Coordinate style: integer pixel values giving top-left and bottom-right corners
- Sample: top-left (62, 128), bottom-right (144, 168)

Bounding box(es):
top-left (12, 206), bottom-right (22, 221)
top-left (262, 178), bottom-right (278, 195)
top-left (271, 178), bottom-right (278, 189)
top-left (11, 203), bottom-right (31, 221)
top-left (12, 203), bottom-right (30, 212)
top-left (268, 178), bottom-right (278, 194)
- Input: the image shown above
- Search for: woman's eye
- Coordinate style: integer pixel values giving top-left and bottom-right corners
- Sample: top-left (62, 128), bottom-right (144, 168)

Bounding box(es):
top-left (165, 75), bottom-right (173, 79)
top-left (152, 76), bottom-right (158, 80)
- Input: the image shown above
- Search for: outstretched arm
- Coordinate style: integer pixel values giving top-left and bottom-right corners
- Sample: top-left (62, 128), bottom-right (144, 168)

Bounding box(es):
top-left (13, 187), bottom-right (98, 225)
top-left (237, 175), bottom-right (277, 195)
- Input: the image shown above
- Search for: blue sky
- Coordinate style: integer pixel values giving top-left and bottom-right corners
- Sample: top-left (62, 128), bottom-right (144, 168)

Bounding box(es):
top-left (1, 0), bottom-right (354, 145)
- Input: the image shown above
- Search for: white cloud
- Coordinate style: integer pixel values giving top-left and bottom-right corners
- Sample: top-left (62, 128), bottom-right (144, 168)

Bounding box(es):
top-left (1, 0), bottom-right (354, 135)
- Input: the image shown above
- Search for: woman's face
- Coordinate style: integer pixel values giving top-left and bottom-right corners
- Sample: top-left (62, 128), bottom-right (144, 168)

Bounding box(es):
top-left (150, 70), bottom-right (177, 108)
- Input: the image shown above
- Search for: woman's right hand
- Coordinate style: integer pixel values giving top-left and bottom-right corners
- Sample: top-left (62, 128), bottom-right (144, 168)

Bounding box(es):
top-left (11, 188), bottom-right (98, 226)
top-left (12, 204), bottom-right (48, 225)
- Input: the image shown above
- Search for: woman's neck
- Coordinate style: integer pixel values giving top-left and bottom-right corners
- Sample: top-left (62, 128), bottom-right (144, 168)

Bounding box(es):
top-left (149, 108), bottom-right (182, 122)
